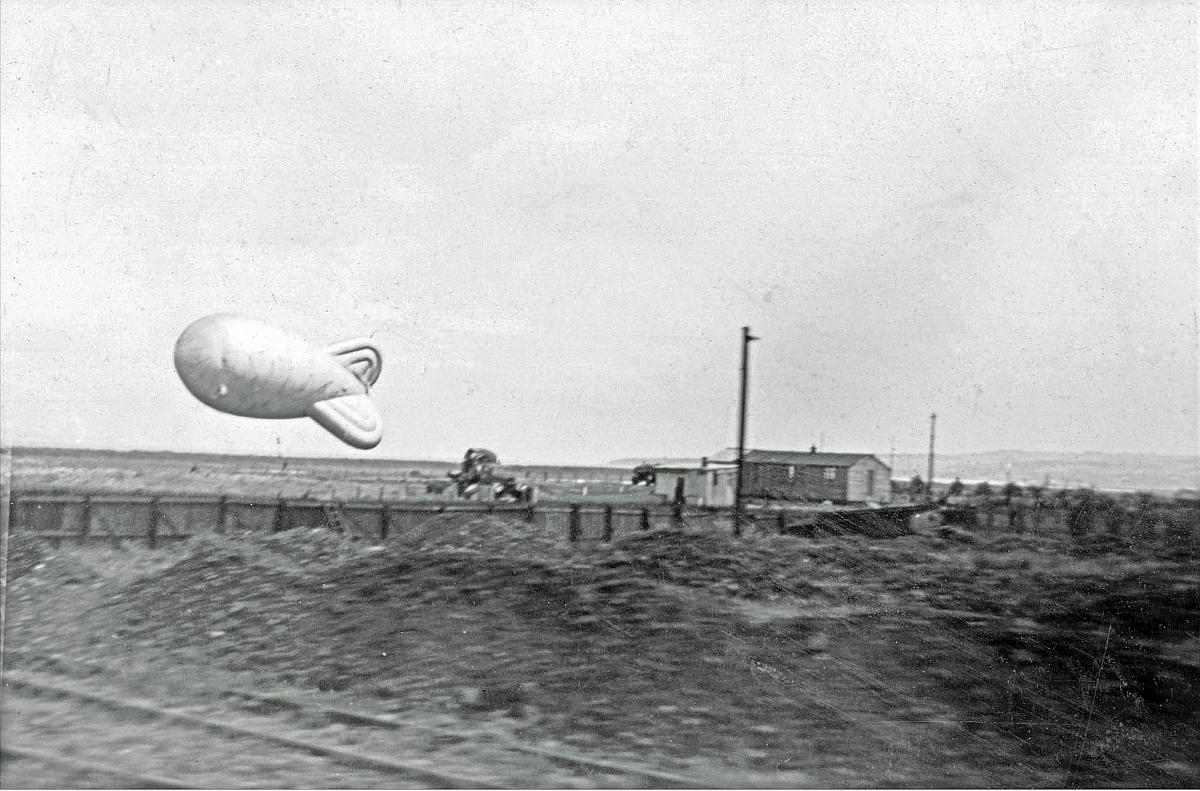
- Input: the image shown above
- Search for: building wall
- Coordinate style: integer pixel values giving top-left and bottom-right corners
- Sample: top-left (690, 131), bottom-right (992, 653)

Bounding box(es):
top-left (652, 470), bottom-right (685, 501)
top-left (652, 467), bottom-right (736, 506)
top-left (744, 462), bottom-right (848, 501)
top-left (703, 469), bottom-right (736, 507)
top-left (653, 468), bottom-right (704, 504)
top-left (656, 457), bottom-right (890, 505)
top-left (846, 457), bottom-right (892, 503)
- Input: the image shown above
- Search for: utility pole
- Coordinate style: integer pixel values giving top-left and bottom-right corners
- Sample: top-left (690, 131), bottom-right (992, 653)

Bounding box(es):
top-left (734, 326), bottom-right (759, 536)
top-left (926, 413), bottom-right (937, 503)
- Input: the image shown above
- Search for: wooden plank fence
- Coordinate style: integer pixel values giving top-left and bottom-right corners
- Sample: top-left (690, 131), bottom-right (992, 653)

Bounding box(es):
top-left (13, 492), bottom-right (1191, 549)
top-left (6, 492), bottom-right (745, 548)
top-left (936, 500), bottom-right (1199, 546)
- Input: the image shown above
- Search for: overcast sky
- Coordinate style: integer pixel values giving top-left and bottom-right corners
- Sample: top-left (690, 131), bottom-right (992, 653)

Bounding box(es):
top-left (2, 1), bottom-right (1195, 464)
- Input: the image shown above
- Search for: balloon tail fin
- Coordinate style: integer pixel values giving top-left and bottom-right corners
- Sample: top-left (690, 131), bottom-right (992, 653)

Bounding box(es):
top-left (307, 394), bottom-right (383, 449)
top-left (326, 339), bottom-right (382, 388)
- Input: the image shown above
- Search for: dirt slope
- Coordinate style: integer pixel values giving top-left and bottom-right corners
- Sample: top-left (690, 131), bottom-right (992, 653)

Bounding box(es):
top-left (5, 517), bottom-right (1198, 787)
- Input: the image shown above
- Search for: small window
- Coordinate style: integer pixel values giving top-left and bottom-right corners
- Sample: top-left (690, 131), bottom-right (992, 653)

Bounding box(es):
top-left (823, 467), bottom-right (837, 480)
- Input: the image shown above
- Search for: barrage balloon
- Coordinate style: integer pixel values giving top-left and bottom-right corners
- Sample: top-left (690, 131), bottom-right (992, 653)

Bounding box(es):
top-left (173, 313), bottom-right (384, 449)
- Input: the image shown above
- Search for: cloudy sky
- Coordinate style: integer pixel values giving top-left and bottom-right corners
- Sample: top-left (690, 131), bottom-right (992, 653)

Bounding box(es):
top-left (2, 1), bottom-right (1195, 464)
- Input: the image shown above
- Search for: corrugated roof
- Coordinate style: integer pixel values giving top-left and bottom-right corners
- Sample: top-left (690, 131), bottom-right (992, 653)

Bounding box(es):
top-left (709, 448), bottom-right (885, 468)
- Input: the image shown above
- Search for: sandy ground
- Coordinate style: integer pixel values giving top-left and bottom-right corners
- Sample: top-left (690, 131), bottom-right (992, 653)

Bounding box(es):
top-left (3, 516), bottom-right (1198, 788)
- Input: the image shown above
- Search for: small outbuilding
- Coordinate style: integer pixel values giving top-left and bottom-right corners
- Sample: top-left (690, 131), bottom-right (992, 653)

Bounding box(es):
top-left (709, 448), bottom-right (892, 504)
top-left (650, 461), bottom-right (737, 507)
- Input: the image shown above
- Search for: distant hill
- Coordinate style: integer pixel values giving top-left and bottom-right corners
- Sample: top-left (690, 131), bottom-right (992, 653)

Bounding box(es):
top-left (884, 451), bottom-right (1197, 493)
top-left (612, 450), bottom-right (1199, 493)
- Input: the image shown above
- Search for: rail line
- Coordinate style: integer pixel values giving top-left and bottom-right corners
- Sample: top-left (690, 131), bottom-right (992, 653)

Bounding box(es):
top-left (4, 670), bottom-right (500, 789)
top-left (223, 688), bottom-right (710, 788)
top-left (0, 743), bottom-right (193, 789)
top-left (3, 665), bottom-right (711, 789)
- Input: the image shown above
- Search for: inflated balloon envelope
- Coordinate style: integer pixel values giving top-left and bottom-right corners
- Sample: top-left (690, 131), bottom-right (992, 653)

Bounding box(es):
top-left (174, 313), bottom-right (383, 449)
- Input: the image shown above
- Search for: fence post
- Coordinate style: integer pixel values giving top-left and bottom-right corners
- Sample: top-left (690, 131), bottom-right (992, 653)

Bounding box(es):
top-left (603, 506), bottom-right (614, 542)
top-left (568, 505), bottom-right (581, 542)
top-left (216, 495), bottom-right (229, 533)
top-left (1105, 506), bottom-right (1122, 537)
top-left (672, 502), bottom-right (684, 531)
top-left (324, 501), bottom-right (339, 534)
top-left (273, 499), bottom-right (287, 532)
top-left (525, 504), bottom-right (536, 525)
top-left (0, 452), bottom-right (9, 554)
top-left (640, 507), bottom-right (650, 531)
top-left (379, 503), bottom-right (390, 541)
top-left (80, 495), bottom-right (93, 543)
top-left (148, 497), bottom-right (160, 549)
top-left (776, 511), bottom-right (787, 534)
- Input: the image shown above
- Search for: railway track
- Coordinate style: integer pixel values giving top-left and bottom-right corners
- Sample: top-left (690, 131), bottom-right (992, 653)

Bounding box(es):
top-left (218, 687), bottom-right (708, 788)
top-left (3, 670), bottom-right (499, 789)
top-left (0, 743), bottom-right (193, 790)
top-left (2, 664), bottom-right (711, 789)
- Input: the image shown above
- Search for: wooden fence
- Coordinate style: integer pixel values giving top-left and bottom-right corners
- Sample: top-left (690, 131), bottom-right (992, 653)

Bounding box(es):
top-left (6, 492), bottom-right (749, 548)
top-left (15, 491), bottom-right (1188, 549)
top-left (939, 500), bottom-right (1199, 544)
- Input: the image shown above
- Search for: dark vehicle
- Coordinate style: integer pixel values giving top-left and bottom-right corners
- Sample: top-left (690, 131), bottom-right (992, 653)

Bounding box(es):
top-left (447, 448), bottom-right (532, 503)
top-left (631, 464), bottom-right (657, 487)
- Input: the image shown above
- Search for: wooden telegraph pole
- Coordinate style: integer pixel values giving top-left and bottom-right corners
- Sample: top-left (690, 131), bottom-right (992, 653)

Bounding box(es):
top-left (926, 412), bottom-right (937, 503)
top-left (734, 326), bottom-right (759, 536)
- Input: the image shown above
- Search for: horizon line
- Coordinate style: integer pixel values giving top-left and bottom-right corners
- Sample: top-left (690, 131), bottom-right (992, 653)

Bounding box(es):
top-left (5, 443), bottom-right (1199, 465)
